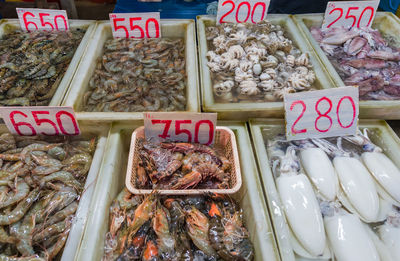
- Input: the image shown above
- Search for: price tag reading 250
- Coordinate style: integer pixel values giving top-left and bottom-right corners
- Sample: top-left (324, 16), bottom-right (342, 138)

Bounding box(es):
top-left (144, 112), bottom-right (217, 145)
top-left (284, 87), bottom-right (359, 141)
top-left (217, 0), bottom-right (271, 24)
top-left (322, 1), bottom-right (379, 29)
top-left (16, 8), bottom-right (69, 32)
top-left (109, 12), bottom-right (161, 39)
top-left (0, 107), bottom-right (80, 136)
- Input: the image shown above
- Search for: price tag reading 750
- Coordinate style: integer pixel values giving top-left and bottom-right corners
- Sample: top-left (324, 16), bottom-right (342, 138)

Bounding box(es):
top-left (284, 87), bottom-right (359, 141)
top-left (109, 12), bottom-right (161, 39)
top-left (0, 107), bottom-right (80, 136)
top-left (322, 1), bottom-right (379, 29)
top-left (216, 0), bottom-right (271, 24)
top-left (144, 112), bottom-right (217, 145)
top-left (16, 8), bottom-right (69, 32)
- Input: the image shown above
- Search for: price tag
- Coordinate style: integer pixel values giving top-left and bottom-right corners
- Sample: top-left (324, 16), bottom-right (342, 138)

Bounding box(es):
top-left (16, 8), bottom-right (69, 32)
top-left (109, 12), bottom-right (161, 39)
top-left (216, 0), bottom-right (271, 24)
top-left (284, 86), bottom-right (359, 141)
top-left (144, 112), bottom-right (217, 145)
top-left (0, 107), bottom-right (80, 136)
top-left (322, 1), bottom-right (379, 29)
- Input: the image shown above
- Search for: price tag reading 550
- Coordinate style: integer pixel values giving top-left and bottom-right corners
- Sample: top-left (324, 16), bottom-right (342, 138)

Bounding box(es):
top-left (109, 12), bottom-right (161, 39)
top-left (17, 8), bottom-right (69, 32)
top-left (0, 107), bottom-right (80, 136)
top-left (144, 112), bottom-right (217, 145)
top-left (216, 0), bottom-right (271, 24)
top-left (284, 87), bottom-right (359, 141)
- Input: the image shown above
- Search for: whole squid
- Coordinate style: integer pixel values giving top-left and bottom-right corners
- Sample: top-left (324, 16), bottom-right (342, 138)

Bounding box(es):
top-left (377, 206), bottom-right (400, 260)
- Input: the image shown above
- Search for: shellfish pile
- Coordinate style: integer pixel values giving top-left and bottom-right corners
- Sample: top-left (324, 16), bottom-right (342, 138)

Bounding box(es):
top-left (136, 140), bottom-right (231, 190)
top-left (0, 29), bottom-right (85, 106)
top-left (206, 21), bottom-right (316, 102)
top-left (83, 38), bottom-right (187, 112)
top-left (312, 26), bottom-right (400, 100)
top-left (0, 133), bottom-right (95, 260)
top-left (268, 129), bottom-right (400, 260)
top-left (104, 190), bottom-right (254, 261)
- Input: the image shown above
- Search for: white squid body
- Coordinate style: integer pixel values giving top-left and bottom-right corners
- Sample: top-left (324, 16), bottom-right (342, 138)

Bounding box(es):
top-left (333, 157), bottom-right (380, 221)
top-left (378, 223), bottom-right (400, 260)
top-left (299, 148), bottom-right (338, 201)
top-left (324, 212), bottom-right (380, 261)
top-left (362, 152), bottom-right (400, 204)
top-left (277, 174), bottom-right (326, 256)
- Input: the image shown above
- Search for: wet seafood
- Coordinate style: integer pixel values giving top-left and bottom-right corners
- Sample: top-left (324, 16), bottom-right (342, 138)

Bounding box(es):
top-left (206, 21), bottom-right (316, 102)
top-left (0, 29), bottom-right (85, 106)
top-left (104, 192), bottom-right (254, 261)
top-left (312, 26), bottom-right (400, 100)
top-left (136, 140), bottom-right (231, 190)
top-left (83, 38), bottom-right (187, 112)
top-left (0, 133), bottom-right (95, 260)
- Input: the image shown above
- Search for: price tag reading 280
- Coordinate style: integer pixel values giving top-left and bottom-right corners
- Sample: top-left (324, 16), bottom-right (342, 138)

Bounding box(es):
top-left (216, 0), bottom-right (271, 24)
top-left (109, 12), bottom-right (161, 39)
top-left (144, 112), bottom-right (217, 145)
top-left (16, 8), bottom-right (69, 32)
top-left (322, 1), bottom-right (379, 29)
top-left (284, 87), bottom-right (359, 141)
top-left (0, 107), bottom-right (80, 136)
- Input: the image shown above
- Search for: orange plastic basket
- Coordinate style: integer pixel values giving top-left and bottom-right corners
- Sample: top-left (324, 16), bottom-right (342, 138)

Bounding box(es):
top-left (125, 126), bottom-right (242, 195)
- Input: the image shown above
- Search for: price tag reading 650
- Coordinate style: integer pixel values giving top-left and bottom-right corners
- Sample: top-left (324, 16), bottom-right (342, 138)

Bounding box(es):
top-left (284, 87), bottom-right (359, 141)
top-left (144, 112), bottom-right (217, 145)
top-left (17, 8), bottom-right (69, 32)
top-left (0, 107), bottom-right (80, 136)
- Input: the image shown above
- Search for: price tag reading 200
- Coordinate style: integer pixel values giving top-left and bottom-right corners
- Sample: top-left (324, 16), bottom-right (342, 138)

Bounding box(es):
top-left (216, 0), bottom-right (271, 24)
top-left (284, 87), bottom-right (359, 141)
top-left (16, 8), bottom-right (69, 32)
top-left (109, 12), bottom-right (161, 39)
top-left (322, 1), bottom-right (379, 29)
top-left (0, 107), bottom-right (80, 136)
top-left (144, 112), bottom-right (217, 145)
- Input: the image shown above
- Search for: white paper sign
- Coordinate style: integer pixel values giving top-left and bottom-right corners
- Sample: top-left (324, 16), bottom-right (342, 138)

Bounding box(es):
top-left (144, 112), bottom-right (217, 145)
top-left (284, 87), bottom-right (359, 141)
top-left (0, 106), bottom-right (80, 136)
top-left (216, 0), bottom-right (271, 24)
top-left (322, 1), bottom-right (379, 29)
top-left (109, 12), bottom-right (161, 39)
top-left (16, 8), bottom-right (69, 32)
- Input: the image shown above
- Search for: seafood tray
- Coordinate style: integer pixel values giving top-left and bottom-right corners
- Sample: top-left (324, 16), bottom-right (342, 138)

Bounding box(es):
top-left (63, 19), bottom-right (199, 121)
top-left (75, 121), bottom-right (279, 261)
top-left (125, 126), bottom-right (241, 194)
top-left (249, 119), bottom-right (400, 261)
top-left (0, 121), bottom-right (109, 261)
top-left (294, 12), bottom-right (400, 119)
top-left (197, 15), bottom-right (335, 120)
top-left (0, 19), bottom-right (96, 106)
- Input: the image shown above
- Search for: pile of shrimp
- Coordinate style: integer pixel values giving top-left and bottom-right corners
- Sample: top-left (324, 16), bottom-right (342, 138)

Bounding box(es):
top-left (0, 133), bottom-right (96, 260)
top-left (104, 190), bottom-right (254, 261)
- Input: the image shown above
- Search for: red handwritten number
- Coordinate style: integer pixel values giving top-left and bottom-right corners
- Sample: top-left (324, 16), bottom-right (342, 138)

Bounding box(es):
top-left (39, 13), bottom-right (54, 31)
top-left (290, 101), bottom-right (307, 134)
top-left (22, 12), bottom-right (38, 31)
top-left (55, 111), bottom-right (80, 135)
top-left (358, 6), bottom-right (374, 28)
top-left (315, 97), bottom-right (333, 133)
top-left (113, 18), bottom-right (129, 38)
top-left (129, 17), bottom-right (145, 38)
top-left (194, 120), bottom-right (214, 145)
top-left (345, 7), bottom-right (359, 27)
top-left (336, 96), bottom-right (356, 129)
top-left (175, 120), bottom-right (192, 142)
top-left (151, 120), bottom-right (172, 139)
top-left (236, 2), bottom-right (251, 23)
top-left (9, 111), bottom-right (36, 136)
top-left (32, 111), bottom-right (59, 135)
top-left (146, 18), bottom-right (160, 38)
top-left (327, 8), bottom-right (343, 28)
top-left (219, 0), bottom-right (235, 23)
top-left (251, 2), bottom-right (266, 23)
top-left (54, 15), bottom-right (68, 30)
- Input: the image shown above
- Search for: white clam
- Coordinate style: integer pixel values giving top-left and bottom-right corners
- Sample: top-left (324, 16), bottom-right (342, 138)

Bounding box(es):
top-left (324, 212), bottom-right (380, 261)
